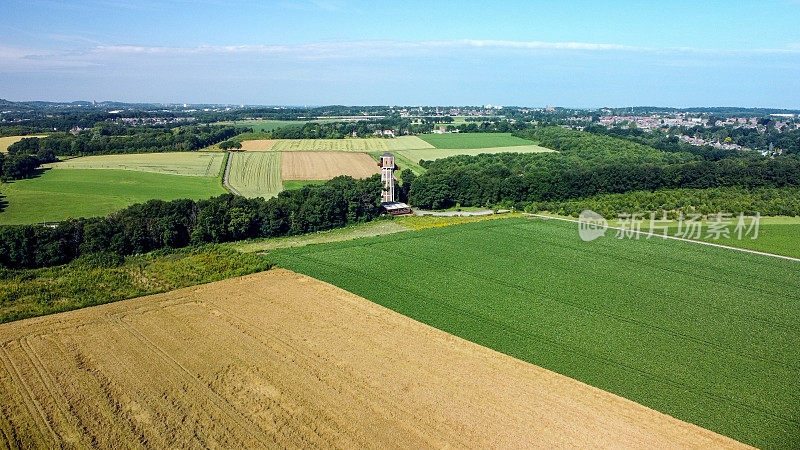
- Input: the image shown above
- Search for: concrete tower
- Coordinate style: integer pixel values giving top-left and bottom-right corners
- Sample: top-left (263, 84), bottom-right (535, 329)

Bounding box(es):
top-left (378, 152), bottom-right (397, 203)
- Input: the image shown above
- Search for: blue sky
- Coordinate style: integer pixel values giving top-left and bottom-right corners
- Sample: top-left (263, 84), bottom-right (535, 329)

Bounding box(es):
top-left (2, 0), bottom-right (800, 107)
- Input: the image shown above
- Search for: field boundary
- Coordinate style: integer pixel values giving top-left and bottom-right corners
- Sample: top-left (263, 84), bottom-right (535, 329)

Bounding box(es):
top-left (524, 213), bottom-right (800, 262)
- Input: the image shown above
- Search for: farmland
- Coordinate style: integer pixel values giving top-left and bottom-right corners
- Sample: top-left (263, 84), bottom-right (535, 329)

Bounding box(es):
top-left (281, 151), bottom-right (378, 180)
top-left (0, 269), bottom-right (744, 448)
top-left (49, 152), bottom-right (225, 176)
top-left (216, 119), bottom-right (311, 132)
top-left (399, 144), bottom-right (553, 163)
top-left (265, 136), bottom-right (433, 152)
top-left (239, 139), bottom-right (277, 151)
top-left (269, 217), bottom-right (800, 448)
top-left (0, 169), bottom-right (226, 225)
top-left (419, 132), bottom-right (537, 149)
top-left (226, 151), bottom-right (282, 198)
top-left (612, 215), bottom-right (800, 260)
top-left (0, 135), bottom-right (48, 153)
top-left (0, 247), bottom-right (272, 323)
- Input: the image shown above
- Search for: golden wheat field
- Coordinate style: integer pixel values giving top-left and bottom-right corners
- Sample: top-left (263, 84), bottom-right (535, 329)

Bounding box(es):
top-left (281, 151), bottom-right (379, 180)
top-left (0, 269), bottom-right (746, 448)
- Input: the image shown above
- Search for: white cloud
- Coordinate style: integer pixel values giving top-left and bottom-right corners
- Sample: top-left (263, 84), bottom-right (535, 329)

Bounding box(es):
top-left (1, 39), bottom-right (799, 73)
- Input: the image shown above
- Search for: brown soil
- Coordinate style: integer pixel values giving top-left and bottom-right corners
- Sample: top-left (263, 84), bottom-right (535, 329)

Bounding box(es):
top-left (0, 269), bottom-right (748, 448)
top-left (281, 151), bottom-right (379, 180)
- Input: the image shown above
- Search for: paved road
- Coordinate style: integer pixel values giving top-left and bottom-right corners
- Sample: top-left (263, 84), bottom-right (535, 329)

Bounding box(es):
top-left (222, 151), bottom-right (241, 196)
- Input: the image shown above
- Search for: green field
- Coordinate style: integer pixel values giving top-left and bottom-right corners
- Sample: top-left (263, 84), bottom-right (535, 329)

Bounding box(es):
top-left (0, 169), bottom-right (226, 224)
top-left (227, 151), bottom-right (282, 198)
top-left (217, 119), bottom-right (342, 133)
top-left (282, 179), bottom-right (326, 190)
top-left (49, 152), bottom-right (226, 176)
top-left (268, 136), bottom-right (433, 152)
top-left (217, 120), bottom-right (311, 132)
top-left (418, 132), bottom-right (536, 149)
top-left (398, 144), bottom-right (553, 163)
top-left (269, 218), bottom-right (800, 448)
top-left (0, 135), bottom-right (48, 153)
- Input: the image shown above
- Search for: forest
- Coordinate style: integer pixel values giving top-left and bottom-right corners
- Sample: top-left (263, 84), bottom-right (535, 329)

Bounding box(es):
top-left (408, 127), bottom-right (800, 210)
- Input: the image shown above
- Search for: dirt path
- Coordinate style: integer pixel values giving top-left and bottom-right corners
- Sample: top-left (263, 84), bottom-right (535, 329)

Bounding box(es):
top-left (0, 269), bottom-right (748, 448)
top-left (222, 151), bottom-right (240, 196)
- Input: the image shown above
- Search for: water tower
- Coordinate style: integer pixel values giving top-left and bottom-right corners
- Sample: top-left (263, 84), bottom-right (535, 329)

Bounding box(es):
top-left (378, 152), bottom-right (398, 202)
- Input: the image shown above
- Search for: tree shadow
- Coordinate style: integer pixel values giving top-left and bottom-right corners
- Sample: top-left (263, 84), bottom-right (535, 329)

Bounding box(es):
top-left (27, 166), bottom-right (52, 180)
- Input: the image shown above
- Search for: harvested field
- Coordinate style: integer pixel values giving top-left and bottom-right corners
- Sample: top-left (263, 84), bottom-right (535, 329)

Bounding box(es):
top-left (239, 139), bottom-right (277, 151)
top-left (226, 151), bottom-right (282, 199)
top-left (49, 152), bottom-right (226, 176)
top-left (281, 151), bottom-right (378, 180)
top-left (270, 218), bottom-right (800, 448)
top-left (269, 136), bottom-right (433, 152)
top-left (0, 269), bottom-right (746, 448)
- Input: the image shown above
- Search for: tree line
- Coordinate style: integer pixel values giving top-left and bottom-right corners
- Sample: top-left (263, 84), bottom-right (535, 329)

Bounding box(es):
top-left (0, 176), bottom-right (383, 269)
top-left (0, 124), bottom-right (238, 183)
top-left (6, 124), bottom-right (239, 157)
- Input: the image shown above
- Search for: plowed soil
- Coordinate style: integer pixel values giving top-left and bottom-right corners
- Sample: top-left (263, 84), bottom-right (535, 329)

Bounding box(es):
top-left (281, 151), bottom-right (379, 180)
top-left (0, 269), bottom-right (747, 448)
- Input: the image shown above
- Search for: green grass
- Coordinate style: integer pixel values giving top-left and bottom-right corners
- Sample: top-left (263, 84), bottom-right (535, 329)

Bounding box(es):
top-left (0, 169), bottom-right (226, 224)
top-left (0, 247), bottom-right (272, 323)
top-left (225, 220), bottom-right (411, 253)
top-left (269, 218), bottom-right (800, 448)
top-left (418, 132), bottom-right (536, 149)
top-left (216, 119), bottom-right (311, 132)
top-left (48, 152), bottom-right (226, 176)
top-left (227, 151), bottom-right (282, 198)
top-left (398, 144), bottom-right (553, 163)
top-left (282, 179), bottom-right (326, 190)
top-left (226, 214), bottom-right (521, 253)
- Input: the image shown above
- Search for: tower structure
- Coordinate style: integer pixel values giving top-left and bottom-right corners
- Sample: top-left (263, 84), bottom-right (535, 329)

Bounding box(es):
top-left (378, 152), bottom-right (398, 203)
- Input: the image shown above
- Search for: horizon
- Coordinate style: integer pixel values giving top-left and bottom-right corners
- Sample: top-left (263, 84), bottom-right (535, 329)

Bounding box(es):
top-left (4, 98), bottom-right (800, 112)
top-left (3, 0), bottom-right (800, 107)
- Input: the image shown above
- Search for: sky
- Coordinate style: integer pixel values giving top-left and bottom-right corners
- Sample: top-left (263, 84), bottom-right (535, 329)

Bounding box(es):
top-left (2, 0), bottom-right (800, 108)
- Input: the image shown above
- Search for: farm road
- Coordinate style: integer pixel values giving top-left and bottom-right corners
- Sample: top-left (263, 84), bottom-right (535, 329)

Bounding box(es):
top-left (222, 151), bottom-right (240, 196)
